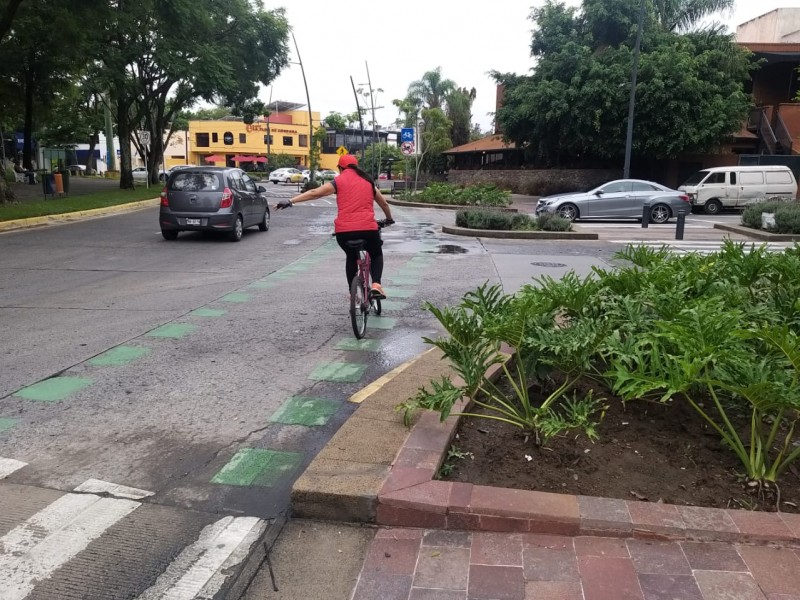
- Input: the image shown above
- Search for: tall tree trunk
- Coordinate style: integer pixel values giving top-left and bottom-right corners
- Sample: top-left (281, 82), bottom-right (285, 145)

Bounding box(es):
top-left (0, 0), bottom-right (24, 42)
top-left (0, 179), bottom-right (14, 203)
top-left (86, 129), bottom-right (99, 172)
top-left (23, 59), bottom-right (35, 170)
top-left (116, 100), bottom-right (134, 189)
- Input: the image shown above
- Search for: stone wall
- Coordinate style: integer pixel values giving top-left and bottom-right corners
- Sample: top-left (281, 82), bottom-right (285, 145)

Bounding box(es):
top-left (449, 169), bottom-right (621, 196)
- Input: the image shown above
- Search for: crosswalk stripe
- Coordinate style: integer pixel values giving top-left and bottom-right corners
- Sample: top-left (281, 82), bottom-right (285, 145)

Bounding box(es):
top-left (0, 457), bottom-right (27, 479)
top-left (0, 493), bottom-right (139, 600)
top-left (136, 515), bottom-right (264, 600)
top-left (73, 478), bottom-right (155, 500)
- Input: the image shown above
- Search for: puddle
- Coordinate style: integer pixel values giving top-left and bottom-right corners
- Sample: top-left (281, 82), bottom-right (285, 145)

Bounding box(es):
top-left (424, 244), bottom-right (468, 254)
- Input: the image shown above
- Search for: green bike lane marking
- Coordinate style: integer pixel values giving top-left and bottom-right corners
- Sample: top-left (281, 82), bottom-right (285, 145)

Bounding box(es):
top-left (14, 377), bottom-right (93, 402)
top-left (221, 292), bottom-right (250, 303)
top-left (386, 276), bottom-right (421, 286)
top-left (379, 300), bottom-right (408, 311)
top-left (211, 448), bottom-right (302, 487)
top-left (0, 418), bottom-right (19, 433)
top-left (247, 280), bottom-right (275, 289)
top-left (335, 338), bottom-right (381, 351)
top-left (385, 288), bottom-right (415, 299)
top-left (269, 396), bottom-right (340, 426)
top-left (190, 308), bottom-right (227, 317)
top-left (145, 323), bottom-right (196, 338)
top-left (308, 362), bottom-right (367, 383)
top-left (88, 346), bottom-right (150, 366)
top-left (366, 317), bottom-right (397, 330)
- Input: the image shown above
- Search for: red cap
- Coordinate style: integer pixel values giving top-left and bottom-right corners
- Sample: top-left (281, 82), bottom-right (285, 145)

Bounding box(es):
top-left (337, 154), bottom-right (358, 169)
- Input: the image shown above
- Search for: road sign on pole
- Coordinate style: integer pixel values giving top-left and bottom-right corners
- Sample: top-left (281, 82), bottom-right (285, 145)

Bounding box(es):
top-left (400, 128), bottom-right (414, 143)
top-left (336, 145), bottom-right (348, 156)
top-left (139, 131), bottom-right (151, 146)
top-left (400, 141), bottom-right (415, 156)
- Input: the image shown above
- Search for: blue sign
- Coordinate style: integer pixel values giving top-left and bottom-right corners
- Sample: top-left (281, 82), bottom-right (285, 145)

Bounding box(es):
top-left (401, 128), bottom-right (415, 143)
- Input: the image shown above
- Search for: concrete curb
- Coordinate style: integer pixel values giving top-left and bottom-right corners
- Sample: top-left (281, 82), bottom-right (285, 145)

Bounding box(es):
top-left (442, 224), bottom-right (599, 240)
top-left (387, 199), bottom-right (518, 212)
top-left (291, 348), bottom-right (800, 546)
top-left (0, 198), bottom-right (160, 233)
top-left (714, 222), bottom-right (800, 242)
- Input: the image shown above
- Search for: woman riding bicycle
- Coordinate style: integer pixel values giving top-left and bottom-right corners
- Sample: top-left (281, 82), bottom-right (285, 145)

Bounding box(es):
top-left (275, 154), bottom-right (394, 299)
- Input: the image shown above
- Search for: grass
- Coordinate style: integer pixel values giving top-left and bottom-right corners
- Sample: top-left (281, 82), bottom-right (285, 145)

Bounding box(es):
top-left (0, 186), bottom-right (159, 222)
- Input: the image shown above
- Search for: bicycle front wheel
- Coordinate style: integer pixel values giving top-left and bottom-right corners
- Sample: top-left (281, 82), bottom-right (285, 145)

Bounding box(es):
top-left (350, 275), bottom-right (368, 339)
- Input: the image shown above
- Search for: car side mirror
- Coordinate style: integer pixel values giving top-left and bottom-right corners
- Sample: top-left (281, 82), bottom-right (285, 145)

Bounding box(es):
top-left (257, 185), bottom-right (266, 193)
top-left (594, 190), bottom-right (603, 196)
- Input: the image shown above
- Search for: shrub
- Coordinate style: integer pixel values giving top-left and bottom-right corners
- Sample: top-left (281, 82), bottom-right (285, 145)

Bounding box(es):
top-left (4, 167), bottom-right (15, 184)
top-left (774, 204), bottom-right (800, 234)
top-left (402, 182), bottom-right (511, 207)
top-left (456, 209), bottom-right (537, 230)
top-left (536, 212), bottom-right (572, 232)
top-left (741, 200), bottom-right (797, 230)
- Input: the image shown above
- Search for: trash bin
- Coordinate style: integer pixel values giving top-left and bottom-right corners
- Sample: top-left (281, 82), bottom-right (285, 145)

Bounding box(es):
top-left (60, 169), bottom-right (70, 195)
top-left (43, 173), bottom-right (55, 196)
top-left (53, 173), bottom-right (64, 195)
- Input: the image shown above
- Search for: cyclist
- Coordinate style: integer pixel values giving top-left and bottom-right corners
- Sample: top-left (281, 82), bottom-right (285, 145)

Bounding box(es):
top-left (275, 154), bottom-right (394, 299)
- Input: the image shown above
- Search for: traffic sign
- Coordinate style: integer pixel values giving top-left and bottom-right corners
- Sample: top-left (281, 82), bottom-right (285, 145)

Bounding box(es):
top-left (400, 141), bottom-right (415, 156)
top-left (139, 131), bottom-right (151, 145)
top-left (336, 145), bottom-right (348, 156)
top-left (401, 128), bottom-right (414, 143)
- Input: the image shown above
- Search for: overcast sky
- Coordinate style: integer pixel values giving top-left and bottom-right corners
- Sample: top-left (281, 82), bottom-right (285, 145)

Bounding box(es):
top-left (260, 0), bottom-right (800, 132)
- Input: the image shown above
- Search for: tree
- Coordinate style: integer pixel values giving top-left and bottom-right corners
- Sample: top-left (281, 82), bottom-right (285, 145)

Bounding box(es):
top-left (652, 0), bottom-right (734, 31)
top-left (494, 0), bottom-right (754, 167)
top-left (90, 0), bottom-right (289, 188)
top-left (323, 112), bottom-right (347, 131)
top-left (0, 0), bottom-right (24, 41)
top-left (419, 108), bottom-right (452, 175)
top-left (406, 67), bottom-right (455, 110)
top-left (360, 142), bottom-right (403, 177)
top-left (446, 87), bottom-right (476, 147)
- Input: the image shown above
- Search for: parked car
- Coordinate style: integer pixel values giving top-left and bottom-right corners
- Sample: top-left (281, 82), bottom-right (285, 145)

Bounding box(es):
top-left (319, 169), bottom-right (337, 180)
top-left (268, 167), bottom-right (301, 184)
top-left (133, 166), bottom-right (171, 182)
top-left (159, 167), bottom-right (270, 242)
top-left (535, 179), bottom-right (691, 224)
top-left (66, 164), bottom-right (86, 176)
top-left (297, 169), bottom-right (324, 184)
top-left (678, 165), bottom-right (798, 215)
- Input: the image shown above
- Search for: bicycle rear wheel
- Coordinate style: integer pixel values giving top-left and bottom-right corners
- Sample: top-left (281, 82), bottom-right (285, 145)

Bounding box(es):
top-left (350, 275), bottom-right (368, 338)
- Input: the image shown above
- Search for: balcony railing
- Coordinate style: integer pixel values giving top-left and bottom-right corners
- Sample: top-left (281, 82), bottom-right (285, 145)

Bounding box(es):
top-left (775, 112), bottom-right (793, 154)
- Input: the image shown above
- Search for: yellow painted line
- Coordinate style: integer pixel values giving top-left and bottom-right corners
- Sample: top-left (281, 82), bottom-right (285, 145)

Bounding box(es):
top-left (0, 198), bottom-right (160, 232)
top-left (348, 347), bottom-right (435, 404)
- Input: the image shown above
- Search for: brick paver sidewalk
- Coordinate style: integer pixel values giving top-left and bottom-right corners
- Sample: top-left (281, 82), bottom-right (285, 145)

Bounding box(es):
top-left (352, 528), bottom-right (800, 600)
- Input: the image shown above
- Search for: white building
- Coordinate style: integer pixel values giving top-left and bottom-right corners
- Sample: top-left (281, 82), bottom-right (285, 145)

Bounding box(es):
top-left (737, 8), bottom-right (800, 43)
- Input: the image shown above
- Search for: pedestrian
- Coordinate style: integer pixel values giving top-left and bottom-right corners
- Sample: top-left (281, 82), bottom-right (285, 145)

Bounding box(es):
top-left (274, 154), bottom-right (395, 298)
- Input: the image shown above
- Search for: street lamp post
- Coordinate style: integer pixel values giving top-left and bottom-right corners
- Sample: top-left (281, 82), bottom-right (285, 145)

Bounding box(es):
top-left (623, 0), bottom-right (646, 179)
top-left (291, 31), bottom-right (315, 184)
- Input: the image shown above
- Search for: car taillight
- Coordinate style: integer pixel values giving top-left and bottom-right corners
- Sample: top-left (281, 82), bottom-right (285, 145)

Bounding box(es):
top-left (220, 187), bottom-right (233, 208)
top-left (160, 187), bottom-right (168, 207)
top-left (679, 194), bottom-right (690, 202)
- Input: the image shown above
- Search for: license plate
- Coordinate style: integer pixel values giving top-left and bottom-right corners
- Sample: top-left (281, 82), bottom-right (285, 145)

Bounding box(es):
top-left (186, 218), bottom-right (201, 225)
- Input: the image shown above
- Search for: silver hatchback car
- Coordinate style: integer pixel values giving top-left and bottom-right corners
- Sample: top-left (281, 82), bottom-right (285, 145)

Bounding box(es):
top-left (535, 179), bottom-right (691, 223)
top-left (159, 167), bottom-right (270, 242)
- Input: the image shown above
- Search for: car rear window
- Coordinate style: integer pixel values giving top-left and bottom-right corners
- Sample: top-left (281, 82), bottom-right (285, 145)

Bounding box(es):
top-left (170, 172), bottom-right (222, 191)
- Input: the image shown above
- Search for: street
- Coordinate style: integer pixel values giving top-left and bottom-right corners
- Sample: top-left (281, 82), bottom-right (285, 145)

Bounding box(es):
top-left (0, 195), bottom-right (787, 598)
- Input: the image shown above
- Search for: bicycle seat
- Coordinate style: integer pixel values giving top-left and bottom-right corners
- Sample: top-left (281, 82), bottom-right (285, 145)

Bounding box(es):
top-left (345, 240), bottom-right (366, 251)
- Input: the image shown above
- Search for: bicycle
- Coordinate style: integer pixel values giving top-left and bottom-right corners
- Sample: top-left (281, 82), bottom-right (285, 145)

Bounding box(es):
top-left (347, 219), bottom-right (392, 339)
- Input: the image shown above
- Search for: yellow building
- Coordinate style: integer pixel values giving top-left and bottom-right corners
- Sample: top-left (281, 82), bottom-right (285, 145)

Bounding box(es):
top-left (188, 104), bottom-right (325, 169)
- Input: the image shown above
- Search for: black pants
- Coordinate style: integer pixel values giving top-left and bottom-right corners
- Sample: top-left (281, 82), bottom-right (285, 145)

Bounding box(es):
top-left (335, 230), bottom-right (384, 290)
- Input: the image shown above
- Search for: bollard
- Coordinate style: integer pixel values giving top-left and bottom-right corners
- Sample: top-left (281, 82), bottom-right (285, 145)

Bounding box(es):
top-left (641, 204), bottom-right (651, 228)
top-left (675, 211), bottom-right (686, 240)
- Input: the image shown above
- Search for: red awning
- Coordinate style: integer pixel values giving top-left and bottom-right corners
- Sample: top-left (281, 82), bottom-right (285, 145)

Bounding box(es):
top-left (204, 155), bottom-right (224, 162)
top-left (231, 155), bottom-right (255, 162)
top-left (253, 157), bottom-right (267, 163)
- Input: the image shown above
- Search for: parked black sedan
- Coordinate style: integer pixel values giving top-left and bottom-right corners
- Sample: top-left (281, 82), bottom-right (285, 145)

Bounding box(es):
top-left (159, 167), bottom-right (270, 241)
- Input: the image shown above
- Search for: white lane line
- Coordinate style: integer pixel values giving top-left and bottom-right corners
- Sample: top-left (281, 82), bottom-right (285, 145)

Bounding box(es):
top-left (323, 199), bottom-right (333, 205)
top-left (136, 516), bottom-right (265, 600)
top-left (0, 493), bottom-right (139, 600)
top-left (74, 478), bottom-right (155, 500)
top-left (0, 457), bottom-right (27, 479)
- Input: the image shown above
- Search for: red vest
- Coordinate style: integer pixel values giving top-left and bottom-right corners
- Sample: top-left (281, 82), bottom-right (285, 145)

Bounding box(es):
top-left (334, 169), bottom-right (378, 233)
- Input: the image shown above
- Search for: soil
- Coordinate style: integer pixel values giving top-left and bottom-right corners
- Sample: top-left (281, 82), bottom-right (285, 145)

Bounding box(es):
top-left (444, 389), bottom-right (800, 513)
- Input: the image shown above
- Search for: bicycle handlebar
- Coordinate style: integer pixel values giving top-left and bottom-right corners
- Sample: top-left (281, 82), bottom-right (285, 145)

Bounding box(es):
top-left (377, 219), bottom-right (394, 228)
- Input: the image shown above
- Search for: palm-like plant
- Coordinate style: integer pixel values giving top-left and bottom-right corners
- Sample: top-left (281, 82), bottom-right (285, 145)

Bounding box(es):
top-left (651, 0), bottom-right (734, 31)
top-left (406, 67), bottom-right (456, 110)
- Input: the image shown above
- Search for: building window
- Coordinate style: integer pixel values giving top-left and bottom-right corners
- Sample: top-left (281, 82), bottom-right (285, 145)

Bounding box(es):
top-left (212, 133), bottom-right (218, 143)
top-left (283, 136), bottom-right (293, 146)
top-left (239, 133), bottom-right (246, 144)
top-left (263, 134), bottom-right (273, 145)
top-left (299, 134), bottom-right (308, 147)
top-left (223, 132), bottom-right (234, 145)
top-left (195, 133), bottom-right (209, 147)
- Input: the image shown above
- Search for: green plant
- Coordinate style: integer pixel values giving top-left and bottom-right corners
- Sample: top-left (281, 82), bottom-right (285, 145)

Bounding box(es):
top-left (436, 444), bottom-right (472, 478)
top-left (4, 167), bottom-right (15, 184)
top-left (535, 212), bottom-right (572, 232)
top-left (741, 201), bottom-right (792, 230)
top-left (401, 182), bottom-right (511, 207)
top-left (456, 209), bottom-right (537, 231)
top-left (774, 204), bottom-right (800, 234)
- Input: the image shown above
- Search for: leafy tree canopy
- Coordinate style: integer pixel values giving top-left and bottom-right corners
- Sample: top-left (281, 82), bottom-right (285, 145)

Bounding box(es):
top-left (322, 112), bottom-right (347, 131)
top-left (495, 0), bottom-right (754, 166)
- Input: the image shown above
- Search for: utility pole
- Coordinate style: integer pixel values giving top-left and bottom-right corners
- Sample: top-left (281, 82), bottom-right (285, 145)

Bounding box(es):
top-left (365, 61), bottom-right (378, 179)
top-left (623, 0), bottom-right (646, 179)
top-left (291, 31), bottom-right (315, 183)
top-left (350, 76), bottom-right (366, 161)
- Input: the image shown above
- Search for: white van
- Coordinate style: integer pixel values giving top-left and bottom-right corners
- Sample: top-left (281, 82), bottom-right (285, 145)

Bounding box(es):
top-left (678, 165), bottom-right (798, 214)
